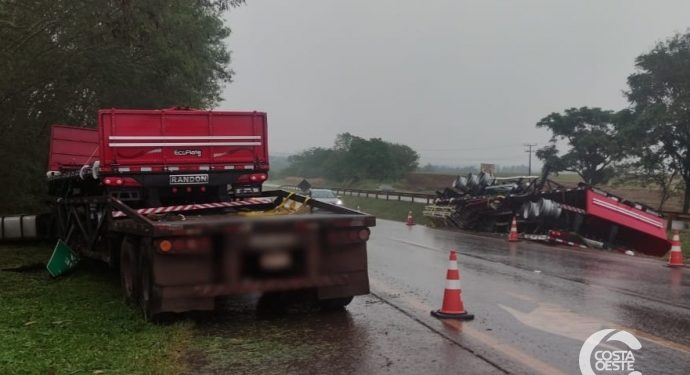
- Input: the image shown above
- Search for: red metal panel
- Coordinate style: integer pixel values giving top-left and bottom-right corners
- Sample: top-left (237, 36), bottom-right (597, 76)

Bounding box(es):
top-left (98, 109), bottom-right (269, 171)
top-left (585, 190), bottom-right (666, 240)
top-left (48, 126), bottom-right (99, 171)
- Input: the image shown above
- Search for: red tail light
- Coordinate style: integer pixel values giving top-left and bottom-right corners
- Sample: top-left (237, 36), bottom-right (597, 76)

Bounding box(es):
top-left (237, 173), bottom-right (268, 183)
top-left (103, 177), bottom-right (140, 187)
top-left (156, 237), bottom-right (212, 254)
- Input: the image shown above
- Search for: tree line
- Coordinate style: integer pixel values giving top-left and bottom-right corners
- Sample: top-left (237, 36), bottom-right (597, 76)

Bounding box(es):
top-left (0, 0), bottom-right (242, 212)
top-left (537, 31), bottom-right (690, 212)
top-left (282, 133), bottom-right (419, 183)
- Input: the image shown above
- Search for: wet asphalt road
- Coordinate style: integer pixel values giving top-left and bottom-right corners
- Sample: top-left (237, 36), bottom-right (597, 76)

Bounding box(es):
top-left (366, 219), bottom-right (690, 374)
top-left (195, 219), bottom-right (690, 374)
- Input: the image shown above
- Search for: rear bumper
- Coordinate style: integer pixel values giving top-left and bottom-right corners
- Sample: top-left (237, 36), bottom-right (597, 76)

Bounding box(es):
top-left (157, 271), bottom-right (369, 299)
top-left (150, 240), bottom-right (370, 313)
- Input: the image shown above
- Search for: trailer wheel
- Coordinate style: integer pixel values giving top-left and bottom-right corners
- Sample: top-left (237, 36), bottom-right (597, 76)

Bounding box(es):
top-left (319, 296), bottom-right (354, 311)
top-left (119, 237), bottom-right (138, 304)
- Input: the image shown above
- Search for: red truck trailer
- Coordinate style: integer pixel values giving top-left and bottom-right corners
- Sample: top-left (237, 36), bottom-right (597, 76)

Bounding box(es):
top-left (36, 108), bottom-right (375, 320)
top-left (424, 173), bottom-right (670, 256)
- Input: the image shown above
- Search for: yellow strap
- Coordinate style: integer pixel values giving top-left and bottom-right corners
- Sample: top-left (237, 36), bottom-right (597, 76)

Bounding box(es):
top-left (238, 193), bottom-right (308, 217)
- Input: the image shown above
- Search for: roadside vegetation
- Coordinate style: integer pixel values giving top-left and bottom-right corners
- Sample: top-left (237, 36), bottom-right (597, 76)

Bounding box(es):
top-left (341, 196), bottom-right (428, 226)
top-left (279, 133), bottom-right (419, 183)
top-left (0, 0), bottom-right (243, 213)
top-left (0, 244), bottom-right (193, 374)
top-left (0, 244), bottom-right (369, 373)
top-left (676, 231), bottom-right (690, 259)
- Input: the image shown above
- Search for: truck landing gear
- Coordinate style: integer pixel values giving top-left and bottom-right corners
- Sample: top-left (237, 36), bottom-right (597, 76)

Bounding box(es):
top-left (138, 252), bottom-right (161, 322)
top-left (119, 237), bottom-right (138, 304)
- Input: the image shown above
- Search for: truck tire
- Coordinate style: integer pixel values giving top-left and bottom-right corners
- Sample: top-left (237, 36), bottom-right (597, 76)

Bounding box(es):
top-left (119, 237), bottom-right (139, 304)
top-left (319, 296), bottom-right (354, 311)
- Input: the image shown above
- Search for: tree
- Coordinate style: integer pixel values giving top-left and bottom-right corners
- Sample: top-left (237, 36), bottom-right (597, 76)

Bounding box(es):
top-left (535, 107), bottom-right (624, 185)
top-left (0, 0), bottom-right (238, 212)
top-left (615, 109), bottom-right (681, 211)
top-left (284, 134), bottom-right (419, 183)
top-left (284, 148), bottom-right (335, 178)
top-left (387, 143), bottom-right (420, 179)
top-left (626, 31), bottom-right (690, 212)
top-left (617, 154), bottom-right (681, 211)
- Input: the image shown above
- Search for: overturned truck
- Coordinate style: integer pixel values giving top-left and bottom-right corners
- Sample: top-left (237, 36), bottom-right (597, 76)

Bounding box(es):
top-left (423, 173), bottom-right (670, 256)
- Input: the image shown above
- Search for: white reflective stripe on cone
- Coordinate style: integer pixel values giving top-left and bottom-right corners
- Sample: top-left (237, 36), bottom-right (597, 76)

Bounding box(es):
top-left (448, 261), bottom-right (458, 270)
top-left (671, 246), bottom-right (682, 252)
top-left (446, 279), bottom-right (462, 290)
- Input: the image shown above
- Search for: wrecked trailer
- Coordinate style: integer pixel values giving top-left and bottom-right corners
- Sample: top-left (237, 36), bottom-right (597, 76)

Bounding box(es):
top-left (423, 173), bottom-right (670, 256)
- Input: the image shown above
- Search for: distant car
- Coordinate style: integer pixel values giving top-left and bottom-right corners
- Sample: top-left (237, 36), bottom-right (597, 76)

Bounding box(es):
top-left (309, 188), bottom-right (343, 206)
top-left (377, 184), bottom-right (395, 192)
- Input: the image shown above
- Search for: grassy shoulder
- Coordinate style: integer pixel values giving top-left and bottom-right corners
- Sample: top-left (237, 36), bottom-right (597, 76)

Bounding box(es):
top-left (0, 244), bottom-right (193, 375)
top-left (676, 231), bottom-right (690, 259)
top-left (0, 244), bottom-right (366, 375)
top-left (341, 196), bottom-right (429, 225)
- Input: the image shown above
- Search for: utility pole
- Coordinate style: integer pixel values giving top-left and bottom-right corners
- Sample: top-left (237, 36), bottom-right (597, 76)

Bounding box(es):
top-left (524, 143), bottom-right (537, 176)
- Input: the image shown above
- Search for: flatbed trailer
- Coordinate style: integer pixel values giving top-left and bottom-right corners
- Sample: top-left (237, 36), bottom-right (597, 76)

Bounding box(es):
top-left (2, 108), bottom-right (375, 320)
top-left (108, 190), bottom-right (373, 319)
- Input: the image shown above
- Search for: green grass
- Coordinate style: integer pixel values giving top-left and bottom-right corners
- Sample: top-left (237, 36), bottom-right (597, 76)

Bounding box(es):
top-left (0, 244), bottom-right (193, 375)
top-left (341, 196), bottom-right (428, 224)
top-left (187, 316), bottom-right (332, 374)
top-left (0, 245), bottom-right (363, 375)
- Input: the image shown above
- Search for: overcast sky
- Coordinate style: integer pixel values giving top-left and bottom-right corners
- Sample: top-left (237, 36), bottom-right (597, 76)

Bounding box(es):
top-left (221, 1), bottom-right (690, 166)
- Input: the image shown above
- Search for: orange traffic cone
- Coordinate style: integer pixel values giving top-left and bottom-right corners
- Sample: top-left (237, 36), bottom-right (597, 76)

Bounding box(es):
top-left (667, 230), bottom-right (685, 268)
top-left (508, 215), bottom-right (519, 242)
top-left (431, 250), bottom-right (474, 320)
top-left (406, 210), bottom-right (415, 226)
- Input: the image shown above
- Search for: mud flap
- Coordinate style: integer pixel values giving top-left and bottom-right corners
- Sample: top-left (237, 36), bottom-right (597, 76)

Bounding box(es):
top-left (317, 271), bottom-right (370, 300)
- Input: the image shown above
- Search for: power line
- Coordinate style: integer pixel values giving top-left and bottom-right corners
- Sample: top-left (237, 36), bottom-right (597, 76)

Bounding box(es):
top-left (524, 143), bottom-right (537, 175)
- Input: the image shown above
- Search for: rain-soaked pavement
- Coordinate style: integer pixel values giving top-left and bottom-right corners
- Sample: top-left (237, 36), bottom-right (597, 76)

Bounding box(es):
top-left (192, 219), bottom-right (690, 374)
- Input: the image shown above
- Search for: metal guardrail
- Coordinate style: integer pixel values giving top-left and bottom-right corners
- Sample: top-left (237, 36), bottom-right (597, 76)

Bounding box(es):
top-left (276, 185), bottom-right (436, 204)
top-left (328, 188), bottom-right (436, 204)
top-left (662, 211), bottom-right (690, 230)
top-left (280, 185), bottom-right (436, 204)
top-left (663, 211), bottom-right (690, 220)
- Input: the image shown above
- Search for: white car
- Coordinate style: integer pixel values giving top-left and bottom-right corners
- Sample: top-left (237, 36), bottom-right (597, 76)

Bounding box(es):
top-left (309, 188), bottom-right (343, 206)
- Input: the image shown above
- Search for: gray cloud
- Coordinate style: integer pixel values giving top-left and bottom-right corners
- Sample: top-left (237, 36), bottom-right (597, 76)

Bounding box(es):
top-left (222, 0), bottom-right (690, 165)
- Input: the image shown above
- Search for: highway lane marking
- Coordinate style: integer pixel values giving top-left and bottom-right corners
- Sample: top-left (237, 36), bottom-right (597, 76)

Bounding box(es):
top-left (500, 292), bottom-right (690, 356)
top-left (370, 277), bottom-right (569, 375)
